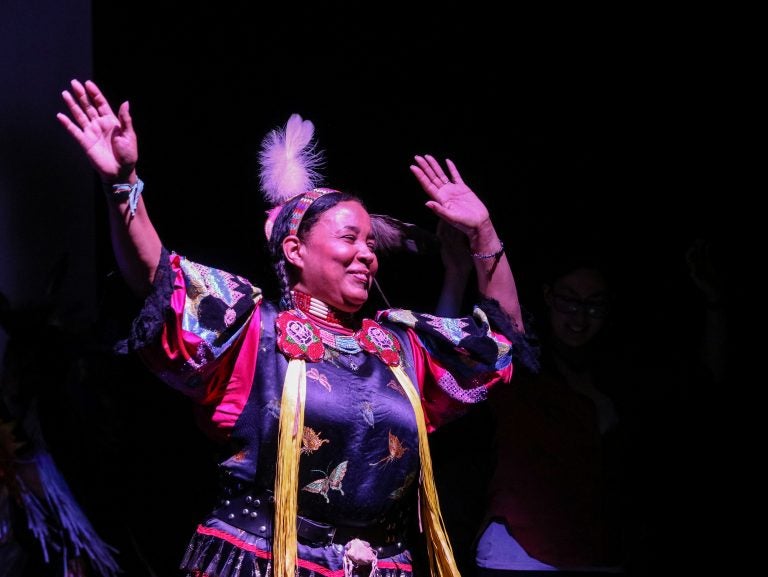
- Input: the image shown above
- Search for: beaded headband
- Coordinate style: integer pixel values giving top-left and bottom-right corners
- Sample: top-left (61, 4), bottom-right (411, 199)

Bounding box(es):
top-left (263, 187), bottom-right (340, 240)
top-left (288, 188), bottom-right (337, 236)
top-left (288, 192), bottom-right (321, 236)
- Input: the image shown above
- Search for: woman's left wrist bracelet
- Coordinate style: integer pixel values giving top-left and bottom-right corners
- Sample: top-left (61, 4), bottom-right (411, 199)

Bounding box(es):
top-left (471, 240), bottom-right (505, 260)
top-left (109, 178), bottom-right (144, 217)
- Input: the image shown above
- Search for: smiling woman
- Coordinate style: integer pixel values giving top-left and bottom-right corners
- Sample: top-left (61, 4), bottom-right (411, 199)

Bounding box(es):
top-left (474, 244), bottom-right (634, 575)
top-left (278, 197), bottom-right (378, 312)
top-left (549, 293), bottom-right (610, 320)
top-left (56, 79), bottom-right (538, 577)
top-left (544, 266), bottom-right (612, 348)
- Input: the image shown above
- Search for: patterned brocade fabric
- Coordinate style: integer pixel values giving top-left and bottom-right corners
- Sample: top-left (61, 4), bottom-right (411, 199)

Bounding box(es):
top-left (126, 250), bottom-right (526, 577)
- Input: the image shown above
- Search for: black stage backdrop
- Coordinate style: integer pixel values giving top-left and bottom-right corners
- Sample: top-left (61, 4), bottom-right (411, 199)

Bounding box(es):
top-left (92, 4), bottom-right (745, 312)
top-left (1, 4), bottom-right (752, 576)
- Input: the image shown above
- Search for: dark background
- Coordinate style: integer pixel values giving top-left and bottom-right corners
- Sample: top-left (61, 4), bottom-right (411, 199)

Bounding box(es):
top-left (1, 3), bottom-right (753, 575)
top-left (92, 4), bottom-right (751, 312)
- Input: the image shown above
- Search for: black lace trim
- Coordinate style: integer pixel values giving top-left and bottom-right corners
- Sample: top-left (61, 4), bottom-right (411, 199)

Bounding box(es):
top-left (477, 296), bottom-right (541, 374)
top-left (114, 247), bottom-right (174, 355)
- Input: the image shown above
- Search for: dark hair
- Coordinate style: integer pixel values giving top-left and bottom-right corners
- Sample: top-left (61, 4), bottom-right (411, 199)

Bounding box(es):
top-left (535, 240), bottom-right (615, 290)
top-left (267, 191), bottom-right (366, 309)
top-left (527, 242), bottom-right (617, 338)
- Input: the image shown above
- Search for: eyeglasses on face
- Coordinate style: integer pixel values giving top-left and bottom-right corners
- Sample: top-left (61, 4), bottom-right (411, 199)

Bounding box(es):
top-left (550, 293), bottom-right (610, 319)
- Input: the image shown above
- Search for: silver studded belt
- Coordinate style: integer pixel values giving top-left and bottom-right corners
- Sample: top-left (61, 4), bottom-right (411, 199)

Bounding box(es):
top-left (210, 491), bottom-right (409, 558)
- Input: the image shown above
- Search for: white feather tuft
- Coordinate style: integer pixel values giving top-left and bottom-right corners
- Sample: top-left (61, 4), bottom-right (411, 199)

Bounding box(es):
top-left (259, 113), bottom-right (324, 206)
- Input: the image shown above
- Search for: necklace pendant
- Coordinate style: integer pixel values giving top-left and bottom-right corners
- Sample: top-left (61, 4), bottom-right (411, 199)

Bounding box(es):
top-left (275, 310), bottom-right (324, 362)
top-left (355, 319), bottom-right (402, 366)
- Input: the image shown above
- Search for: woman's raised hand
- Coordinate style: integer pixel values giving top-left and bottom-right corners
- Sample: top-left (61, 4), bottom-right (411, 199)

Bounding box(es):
top-left (410, 154), bottom-right (490, 236)
top-left (57, 79), bottom-right (138, 183)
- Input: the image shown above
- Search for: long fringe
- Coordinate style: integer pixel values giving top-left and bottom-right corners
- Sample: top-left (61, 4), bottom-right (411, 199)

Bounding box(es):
top-left (181, 530), bottom-right (270, 577)
top-left (181, 359), bottom-right (448, 577)
top-left (273, 359), bottom-right (307, 577)
top-left (390, 366), bottom-right (461, 577)
top-left (16, 450), bottom-right (122, 576)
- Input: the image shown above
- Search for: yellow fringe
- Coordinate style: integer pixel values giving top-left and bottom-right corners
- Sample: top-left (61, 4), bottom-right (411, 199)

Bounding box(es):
top-left (271, 358), bottom-right (459, 577)
top-left (390, 365), bottom-right (461, 577)
top-left (273, 359), bottom-right (307, 577)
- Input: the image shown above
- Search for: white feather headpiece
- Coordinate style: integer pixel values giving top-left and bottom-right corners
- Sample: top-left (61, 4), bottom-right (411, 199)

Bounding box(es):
top-left (257, 113), bottom-right (439, 254)
top-left (258, 113), bottom-right (324, 206)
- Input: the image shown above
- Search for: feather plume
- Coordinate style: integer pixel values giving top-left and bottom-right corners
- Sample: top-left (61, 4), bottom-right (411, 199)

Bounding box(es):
top-left (370, 214), bottom-right (441, 255)
top-left (259, 113), bottom-right (324, 206)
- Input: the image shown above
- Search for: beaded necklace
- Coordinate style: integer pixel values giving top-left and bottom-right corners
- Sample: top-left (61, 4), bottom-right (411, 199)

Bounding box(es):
top-left (290, 290), bottom-right (362, 354)
top-left (290, 290), bottom-right (352, 326)
top-left (282, 291), bottom-right (400, 366)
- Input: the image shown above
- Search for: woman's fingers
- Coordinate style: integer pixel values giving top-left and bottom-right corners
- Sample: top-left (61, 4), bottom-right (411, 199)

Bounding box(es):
top-left (85, 80), bottom-right (117, 119)
top-left (70, 80), bottom-right (98, 121)
top-left (414, 155), bottom-right (452, 191)
top-left (445, 158), bottom-right (464, 185)
top-left (60, 89), bottom-right (90, 129)
top-left (409, 164), bottom-right (435, 193)
top-left (117, 101), bottom-right (133, 133)
top-left (423, 154), bottom-right (451, 184)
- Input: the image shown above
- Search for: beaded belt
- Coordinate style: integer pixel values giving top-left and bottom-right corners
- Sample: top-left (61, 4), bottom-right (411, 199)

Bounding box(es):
top-left (210, 491), bottom-right (409, 559)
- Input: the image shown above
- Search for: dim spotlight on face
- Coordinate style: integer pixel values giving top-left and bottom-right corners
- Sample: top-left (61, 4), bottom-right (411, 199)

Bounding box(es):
top-left (544, 267), bottom-right (610, 348)
top-left (290, 201), bottom-right (378, 313)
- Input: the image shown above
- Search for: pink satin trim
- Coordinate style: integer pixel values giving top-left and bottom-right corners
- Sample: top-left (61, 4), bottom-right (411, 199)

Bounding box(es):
top-left (194, 525), bottom-right (413, 576)
top-left (403, 327), bottom-right (513, 432)
top-left (208, 306), bottom-right (260, 434)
